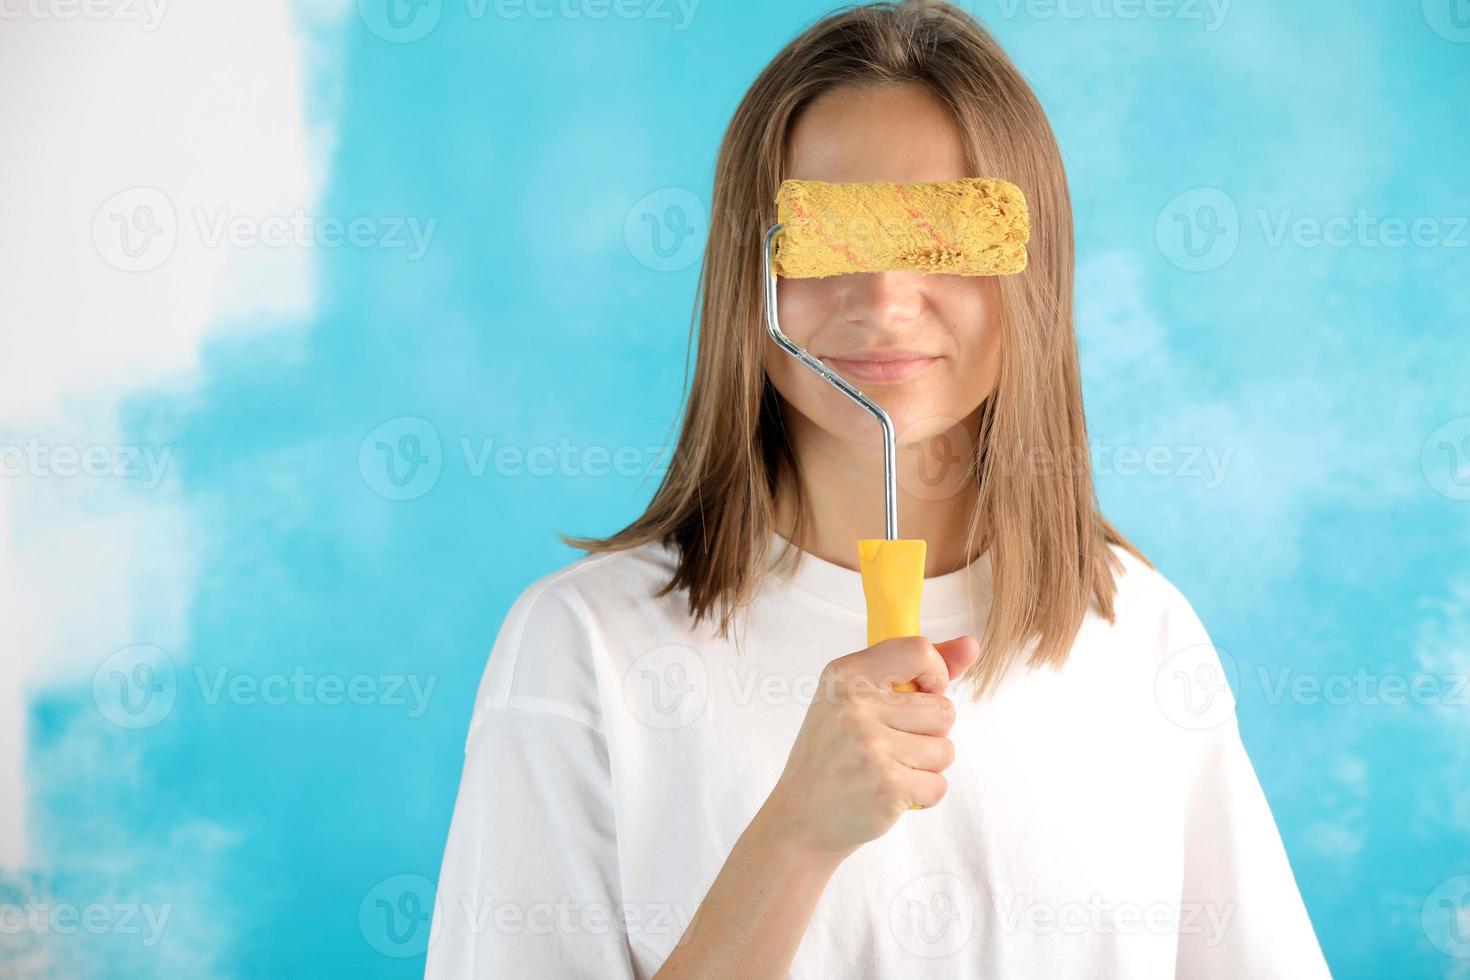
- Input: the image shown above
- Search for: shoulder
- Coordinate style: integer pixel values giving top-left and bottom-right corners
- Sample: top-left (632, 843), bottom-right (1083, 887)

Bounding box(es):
top-left (469, 540), bottom-right (681, 733)
top-left (1100, 542), bottom-right (1214, 660)
top-left (1089, 543), bottom-right (1239, 726)
top-left (503, 538), bottom-right (686, 648)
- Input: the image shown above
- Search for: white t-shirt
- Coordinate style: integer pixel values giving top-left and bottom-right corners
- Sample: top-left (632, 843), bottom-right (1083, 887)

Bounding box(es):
top-left (424, 534), bottom-right (1331, 979)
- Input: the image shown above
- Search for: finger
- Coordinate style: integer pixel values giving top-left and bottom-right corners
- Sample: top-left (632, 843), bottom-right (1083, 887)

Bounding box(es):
top-left (888, 731), bottom-right (956, 773)
top-left (933, 636), bottom-right (980, 683)
top-left (852, 636), bottom-right (950, 695)
top-left (898, 768), bottom-right (949, 810)
top-left (874, 692), bottom-right (955, 735)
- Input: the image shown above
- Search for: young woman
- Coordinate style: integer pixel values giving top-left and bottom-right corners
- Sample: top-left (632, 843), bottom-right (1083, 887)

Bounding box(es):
top-left (426, 3), bottom-right (1330, 977)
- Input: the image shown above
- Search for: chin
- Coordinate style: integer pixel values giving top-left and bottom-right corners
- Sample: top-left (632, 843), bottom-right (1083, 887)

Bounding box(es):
top-left (817, 392), bottom-right (969, 448)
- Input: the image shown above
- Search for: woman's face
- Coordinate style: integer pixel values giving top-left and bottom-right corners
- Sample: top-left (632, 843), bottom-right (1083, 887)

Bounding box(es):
top-left (766, 82), bottom-right (1002, 456)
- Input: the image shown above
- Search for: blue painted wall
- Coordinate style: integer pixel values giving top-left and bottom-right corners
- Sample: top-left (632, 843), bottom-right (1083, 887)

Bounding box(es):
top-left (28, 1), bottom-right (1469, 975)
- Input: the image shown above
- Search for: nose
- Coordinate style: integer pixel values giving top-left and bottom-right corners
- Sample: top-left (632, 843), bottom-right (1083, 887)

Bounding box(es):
top-left (837, 271), bottom-right (924, 327)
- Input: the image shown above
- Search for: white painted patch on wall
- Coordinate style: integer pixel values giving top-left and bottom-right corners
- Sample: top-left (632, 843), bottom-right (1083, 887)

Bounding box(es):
top-left (0, 0), bottom-right (349, 879)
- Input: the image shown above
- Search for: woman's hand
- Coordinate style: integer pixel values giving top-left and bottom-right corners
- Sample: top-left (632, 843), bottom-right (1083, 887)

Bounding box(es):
top-left (656, 636), bottom-right (979, 979)
top-left (759, 635), bottom-right (980, 859)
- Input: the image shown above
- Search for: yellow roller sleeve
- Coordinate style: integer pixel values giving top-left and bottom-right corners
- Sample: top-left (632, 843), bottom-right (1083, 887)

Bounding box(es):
top-left (857, 538), bottom-right (927, 692)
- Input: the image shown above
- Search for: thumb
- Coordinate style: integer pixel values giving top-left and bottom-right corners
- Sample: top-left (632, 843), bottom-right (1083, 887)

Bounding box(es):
top-left (933, 636), bottom-right (980, 683)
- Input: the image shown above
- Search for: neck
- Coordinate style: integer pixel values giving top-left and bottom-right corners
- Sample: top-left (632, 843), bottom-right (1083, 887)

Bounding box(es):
top-left (772, 409), bottom-right (986, 578)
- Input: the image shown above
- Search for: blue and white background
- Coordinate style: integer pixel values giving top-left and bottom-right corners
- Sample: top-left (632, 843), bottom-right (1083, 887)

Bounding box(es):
top-left (1, 0), bottom-right (1466, 976)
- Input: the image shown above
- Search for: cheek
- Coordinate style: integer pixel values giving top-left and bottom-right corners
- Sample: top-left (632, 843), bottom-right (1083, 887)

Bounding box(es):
top-left (765, 279), bottom-right (834, 394)
top-left (773, 278), bottom-right (831, 346)
top-left (939, 277), bottom-right (1003, 396)
top-left (764, 279), bottom-right (868, 428)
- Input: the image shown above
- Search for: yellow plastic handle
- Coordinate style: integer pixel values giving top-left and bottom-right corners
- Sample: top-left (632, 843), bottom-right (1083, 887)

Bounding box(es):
top-left (857, 538), bottom-right (927, 692)
top-left (858, 538), bottom-right (929, 812)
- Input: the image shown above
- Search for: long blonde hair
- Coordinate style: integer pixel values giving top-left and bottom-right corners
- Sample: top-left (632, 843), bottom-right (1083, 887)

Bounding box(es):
top-left (567, 0), bottom-right (1145, 695)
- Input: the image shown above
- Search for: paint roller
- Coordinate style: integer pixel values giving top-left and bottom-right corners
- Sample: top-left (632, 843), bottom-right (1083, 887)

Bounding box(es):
top-left (761, 177), bottom-right (1030, 696)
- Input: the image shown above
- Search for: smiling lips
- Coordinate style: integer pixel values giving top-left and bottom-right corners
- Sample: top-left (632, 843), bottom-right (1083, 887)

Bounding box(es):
top-left (819, 349), bottom-right (942, 383)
